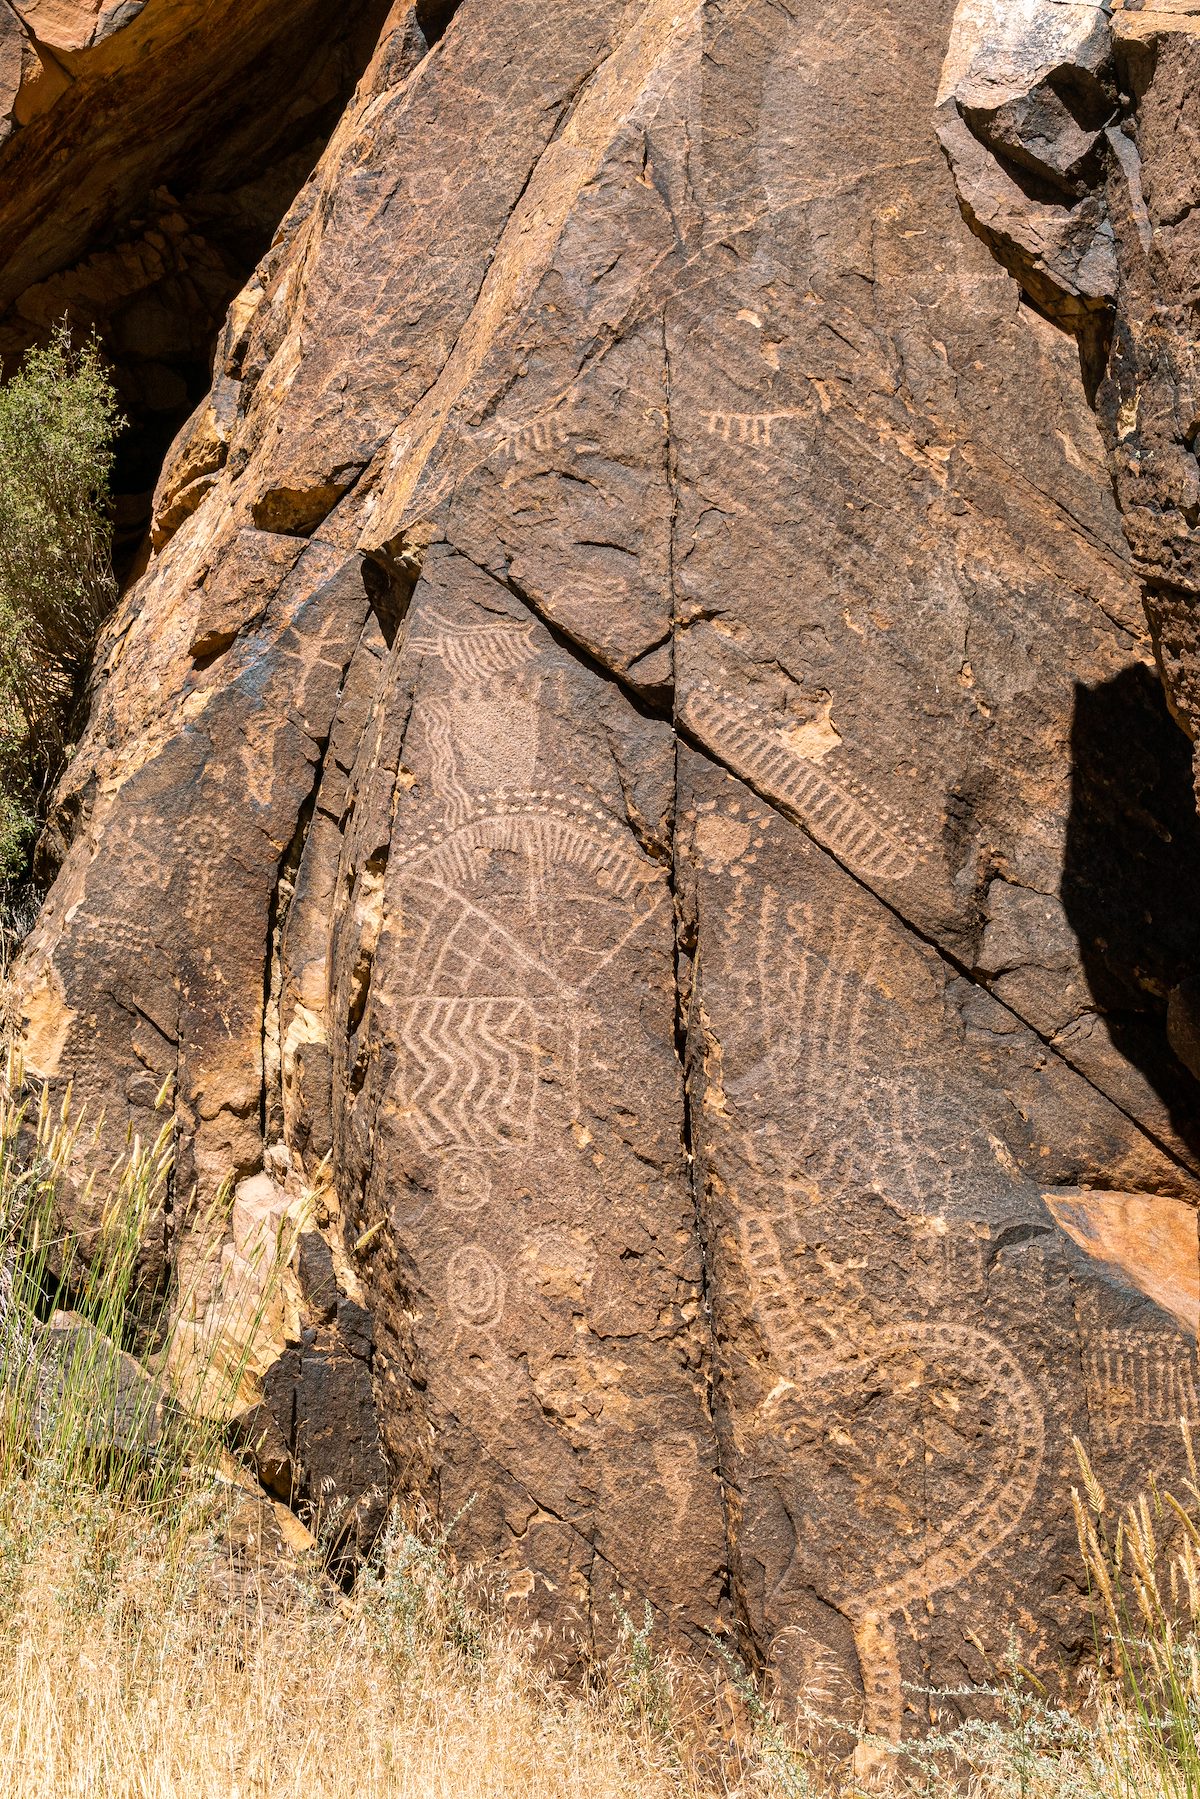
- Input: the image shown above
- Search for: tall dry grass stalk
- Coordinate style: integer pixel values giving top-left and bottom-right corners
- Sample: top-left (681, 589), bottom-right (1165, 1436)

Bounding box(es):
top-left (0, 1496), bottom-right (745, 1799)
top-left (1071, 1429), bottom-right (1200, 1799)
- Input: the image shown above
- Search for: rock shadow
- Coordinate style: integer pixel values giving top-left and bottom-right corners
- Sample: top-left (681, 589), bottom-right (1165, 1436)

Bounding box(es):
top-left (1061, 662), bottom-right (1200, 1161)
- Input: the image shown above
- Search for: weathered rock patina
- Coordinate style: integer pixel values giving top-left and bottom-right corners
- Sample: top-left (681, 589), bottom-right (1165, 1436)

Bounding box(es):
top-left (4, 0), bottom-right (1197, 1738)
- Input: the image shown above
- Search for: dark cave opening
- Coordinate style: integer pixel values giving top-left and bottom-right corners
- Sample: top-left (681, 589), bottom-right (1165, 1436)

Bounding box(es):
top-left (1061, 661), bottom-right (1200, 1163)
top-left (0, 0), bottom-right (417, 948)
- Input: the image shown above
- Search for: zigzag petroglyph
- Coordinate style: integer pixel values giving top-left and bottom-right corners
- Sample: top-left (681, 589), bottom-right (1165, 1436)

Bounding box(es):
top-left (387, 797), bottom-right (664, 1173)
top-left (407, 610), bottom-right (541, 681)
top-left (394, 996), bottom-right (543, 1154)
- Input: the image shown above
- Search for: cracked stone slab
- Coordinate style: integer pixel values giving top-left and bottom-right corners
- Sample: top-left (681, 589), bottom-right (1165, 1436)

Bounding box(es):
top-left (939, 0), bottom-right (1200, 1086)
top-left (679, 744), bottom-right (1196, 1738)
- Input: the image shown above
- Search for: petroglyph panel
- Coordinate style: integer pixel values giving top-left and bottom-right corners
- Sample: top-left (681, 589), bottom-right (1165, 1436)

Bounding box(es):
top-left (329, 555), bottom-right (727, 1651)
top-left (660, 0), bottom-right (1200, 1182)
top-left (19, 0), bottom-right (1200, 1708)
top-left (680, 747), bottom-right (1195, 1734)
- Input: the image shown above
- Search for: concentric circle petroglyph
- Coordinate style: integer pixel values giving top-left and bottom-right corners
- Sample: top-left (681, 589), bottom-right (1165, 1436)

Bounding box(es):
top-left (446, 1244), bottom-right (507, 1330)
top-left (437, 1152), bottom-right (496, 1213)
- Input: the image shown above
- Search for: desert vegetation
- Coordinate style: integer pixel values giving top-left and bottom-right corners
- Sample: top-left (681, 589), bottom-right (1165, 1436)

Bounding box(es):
top-left (0, 323), bottom-right (122, 954)
top-left (0, 1066), bottom-right (1192, 1797)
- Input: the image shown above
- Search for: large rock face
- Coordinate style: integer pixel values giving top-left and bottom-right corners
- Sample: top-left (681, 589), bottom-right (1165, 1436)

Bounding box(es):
top-left (8, 0), bottom-right (1199, 1740)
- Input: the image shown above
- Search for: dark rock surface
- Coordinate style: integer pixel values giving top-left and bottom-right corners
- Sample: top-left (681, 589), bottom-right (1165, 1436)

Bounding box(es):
top-left (5, 0), bottom-right (1197, 1738)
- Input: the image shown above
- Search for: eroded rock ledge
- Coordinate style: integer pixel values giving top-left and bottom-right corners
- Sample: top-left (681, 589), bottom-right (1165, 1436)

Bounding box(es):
top-left (0, 0), bottom-right (402, 551)
top-left (5, 0), bottom-right (1199, 1742)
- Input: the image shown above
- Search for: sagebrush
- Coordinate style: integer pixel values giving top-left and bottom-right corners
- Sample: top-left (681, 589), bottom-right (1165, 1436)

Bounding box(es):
top-left (0, 321), bottom-right (122, 882)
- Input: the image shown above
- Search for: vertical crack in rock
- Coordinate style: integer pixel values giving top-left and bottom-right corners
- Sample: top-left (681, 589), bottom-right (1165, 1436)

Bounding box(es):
top-left (263, 777), bottom-right (319, 1149)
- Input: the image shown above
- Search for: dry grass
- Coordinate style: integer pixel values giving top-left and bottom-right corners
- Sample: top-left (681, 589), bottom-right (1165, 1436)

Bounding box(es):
top-left (2, 1065), bottom-right (1200, 1798)
top-left (0, 1487), bottom-right (747, 1799)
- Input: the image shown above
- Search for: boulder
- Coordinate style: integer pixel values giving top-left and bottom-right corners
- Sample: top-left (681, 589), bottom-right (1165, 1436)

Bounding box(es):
top-left (6, 0), bottom-right (1199, 1738)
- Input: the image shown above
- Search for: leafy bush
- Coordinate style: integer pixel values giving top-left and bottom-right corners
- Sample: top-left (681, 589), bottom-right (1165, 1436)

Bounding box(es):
top-left (0, 321), bottom-right (122, 882)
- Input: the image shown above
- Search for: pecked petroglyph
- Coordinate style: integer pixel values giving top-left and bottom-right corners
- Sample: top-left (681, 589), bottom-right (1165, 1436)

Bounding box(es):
top-left (1075, 1295), bottom-right (1199, 1449)
top-left (407, 609), bottom-right (542, 682)
top-left (446, 1243), bottom-right (508, 1332)
top-left (739, 1202), bottom-right (1046, 1738)
top-left (682, 679), bottom-right (928, 884)
top-left (701, 407), bottom-right (805, 448)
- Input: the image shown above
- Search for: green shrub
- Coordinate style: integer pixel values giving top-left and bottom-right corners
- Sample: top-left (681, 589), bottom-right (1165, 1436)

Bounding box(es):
top-left (0, 321), bottom-right (123, 882)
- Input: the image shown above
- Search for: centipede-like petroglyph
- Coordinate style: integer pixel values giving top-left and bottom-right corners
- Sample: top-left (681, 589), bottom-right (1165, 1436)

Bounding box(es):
top-left (701, 408), bottom-right (804, 447)
top-left (739, 1210), bottom-right (1045, 1740)
top-left (683, 679), bottom-right (928, 884)
top-left (489, 403), bottom-right (579, 465)
top-left (1080, 1322), bottom-right (1199, 1449)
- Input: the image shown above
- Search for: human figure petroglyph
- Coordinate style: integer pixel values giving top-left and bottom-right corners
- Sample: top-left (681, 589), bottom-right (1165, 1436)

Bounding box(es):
top-left (683, 679), bottom-right (927, 884)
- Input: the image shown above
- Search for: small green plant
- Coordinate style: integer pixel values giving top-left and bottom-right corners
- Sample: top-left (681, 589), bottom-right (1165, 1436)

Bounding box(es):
top-left (358, 1500), bottom-right (486, 1680)
top-left (710, 1637), bottom-right (821, 1798)
top-left (0, 320), bottom-right (122, 892)
top-left (609, 1602), bottom-right (687, 1758)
